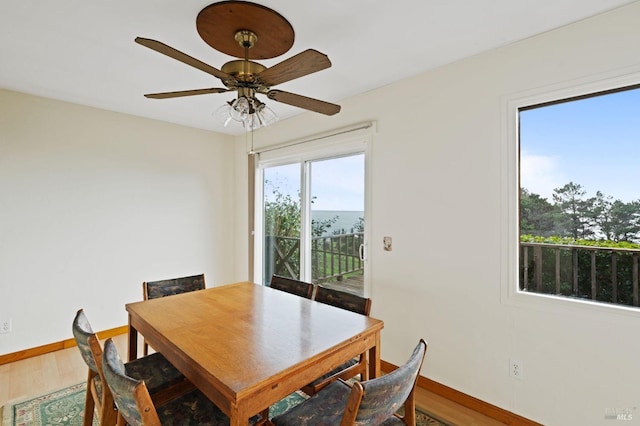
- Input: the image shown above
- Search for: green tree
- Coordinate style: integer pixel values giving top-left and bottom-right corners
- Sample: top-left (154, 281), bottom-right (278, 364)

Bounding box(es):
top-left (264, 180), bottom-right (337, 238)
top-left (520, 188), bottom-right (556, 236)
top-left (608, 200), bottom-right (640, 242)
top-left (552, 182), bottom-right (595, 239)
top-left (264, 182), bottom-right (301, 238)
top-left (592, 191), bottom-right (614, 239)
top-left (521, 184), bottom-right (640, 243)
top-left (263, 180), bottom-right (340, 280)
top-left (351, 217), bottom-right (364, 233)
top-left (312, 216), bottom-right (338, 237)
top-left (263, 181), bottom-right (302, 280)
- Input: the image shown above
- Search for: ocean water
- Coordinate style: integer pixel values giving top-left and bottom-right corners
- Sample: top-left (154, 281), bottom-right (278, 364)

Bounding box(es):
top-left (312, 210), bottom-right (364, 236)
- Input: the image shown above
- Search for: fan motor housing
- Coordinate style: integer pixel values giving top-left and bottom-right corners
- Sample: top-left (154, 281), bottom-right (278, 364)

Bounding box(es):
top-left (221, 60), bottom-right (266, 82)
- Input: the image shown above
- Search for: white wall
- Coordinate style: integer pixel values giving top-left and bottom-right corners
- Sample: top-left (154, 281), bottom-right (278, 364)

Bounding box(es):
top-left (235, 3), bottom-right (640, 425)
top-left (0, 90), bottom-right (236, 353)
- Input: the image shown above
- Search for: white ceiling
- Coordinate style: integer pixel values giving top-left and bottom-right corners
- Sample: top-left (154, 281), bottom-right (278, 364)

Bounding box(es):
top-left (1, 1), bottom-right (636, 135)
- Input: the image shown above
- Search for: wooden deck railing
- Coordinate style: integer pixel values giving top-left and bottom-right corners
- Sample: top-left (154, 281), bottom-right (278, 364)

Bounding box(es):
top-left (520, 242), bottom-right (640, 307)
top-left (311, 233), bottom-right (364, 282)
top-left (264, 233), bottom-right (364, 283)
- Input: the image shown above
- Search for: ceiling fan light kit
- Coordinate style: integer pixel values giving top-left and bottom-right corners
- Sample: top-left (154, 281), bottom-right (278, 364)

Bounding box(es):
top-left (135, 0), bottom-right (340, 131)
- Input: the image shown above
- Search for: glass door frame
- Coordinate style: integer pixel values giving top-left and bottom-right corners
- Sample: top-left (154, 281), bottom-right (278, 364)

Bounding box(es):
top-left (253, 128), bottom-right (373, 296)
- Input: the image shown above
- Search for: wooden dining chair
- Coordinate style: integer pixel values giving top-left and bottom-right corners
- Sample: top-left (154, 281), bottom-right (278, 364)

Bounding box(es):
top-left (72, 309), bottom-right (192, 426)
top-left (301, 285), bottom-right (372, 395)
top-left (269, 274), bottom-right (314, 299)
top-left (101, 338), bottom-right (260, 426)
top-left (142, 273), bottom-right (205, 355)
top-left (142, 273), bottom-right (206, 300)
top-left (272, 339), bottom-right (427, 426)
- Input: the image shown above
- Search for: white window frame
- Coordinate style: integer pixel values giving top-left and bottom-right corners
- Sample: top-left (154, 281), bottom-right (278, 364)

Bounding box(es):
top-left (500, 66), bottom-right (640, 318)
top-left (254, 124), bottom-right (374, 295)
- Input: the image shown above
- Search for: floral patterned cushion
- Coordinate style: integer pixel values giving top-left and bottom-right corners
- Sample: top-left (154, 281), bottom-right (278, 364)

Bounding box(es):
top-left (72, 309), bottom-right (99, 373)
top-left (378, 417), bottom-right (407, 425)
top-left (125, 351), bottom-right (185, 394)
top-left (156, 389), bottom-right (237, 425)
top-left (73, 308), bottom-right (186, 395)
top-left (271, 380), bottom-right (352, 425)
top-left (103, 339), bottom-right (262, 426)
top-left (145, 274), bottom-right (205, 299)
top-left (158, 390), bottom-right (262, 425)
top-left (270, 275), bottom-right (314, 299)
top-left (354, 341), bottom-right (425, 425)
top-left (307, 358), bottom-right (358, 386)
top-left (273, 340), bottom-right (427, 426)
top-left (103, 339), bottom-right (147, 426)
top-left (314, 286), bottom-right (371, 315)
top-left (91, 375), bottom-right (104, 402)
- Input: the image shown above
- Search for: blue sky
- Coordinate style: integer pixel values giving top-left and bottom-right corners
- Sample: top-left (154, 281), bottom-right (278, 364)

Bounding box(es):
top-left (263, 154), bottom-right (365, 211)
top-left (520, 86), bottom-right (640, 203)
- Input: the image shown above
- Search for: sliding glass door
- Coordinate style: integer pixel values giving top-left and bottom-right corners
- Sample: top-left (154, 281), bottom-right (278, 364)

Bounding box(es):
top-left (308, 155), bottom-right (365, 294)
top-left (263, 163), bottom-right (302, 282)
top-left (256, 134), bottom-right (369, 296)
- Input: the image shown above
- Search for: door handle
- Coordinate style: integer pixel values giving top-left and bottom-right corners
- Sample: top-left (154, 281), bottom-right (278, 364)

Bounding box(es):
top-left (359, 243), bottom-right (367, 261)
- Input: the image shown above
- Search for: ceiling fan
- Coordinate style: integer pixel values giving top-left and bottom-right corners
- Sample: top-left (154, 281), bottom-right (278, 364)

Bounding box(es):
top-left (135, 1), bottom-right (341, 129)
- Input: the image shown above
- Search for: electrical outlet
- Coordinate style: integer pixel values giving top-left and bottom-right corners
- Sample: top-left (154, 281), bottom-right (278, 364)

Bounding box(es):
top-left (0, 318), bottom-right (11, 334)
top-left (510, 358), bottom-right (523, 379)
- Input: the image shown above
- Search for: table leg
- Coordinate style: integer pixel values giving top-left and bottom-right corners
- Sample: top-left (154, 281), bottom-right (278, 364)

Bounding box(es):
top-left (368, 331), bottom-right (381, 378)
top-left (259, 408), bottom-right (270, 424)
top-left (127, 315), bottom-right (138, 362)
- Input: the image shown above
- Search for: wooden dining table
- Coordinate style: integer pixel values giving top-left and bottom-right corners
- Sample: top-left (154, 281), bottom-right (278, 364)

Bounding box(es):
top-left (126, 281), bottom-right (384, 425)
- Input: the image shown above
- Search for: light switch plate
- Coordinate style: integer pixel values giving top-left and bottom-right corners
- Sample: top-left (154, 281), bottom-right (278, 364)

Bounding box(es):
top-left (383, 236), bottom-right (392, 251)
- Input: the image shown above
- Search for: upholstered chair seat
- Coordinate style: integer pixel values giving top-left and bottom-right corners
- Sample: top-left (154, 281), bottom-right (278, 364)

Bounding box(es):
top-left (302, 285), bottom-right (372, 396)
top-left (272, 339), bottom-right (428, 426)
top-left (72, 309), bottom-right (191, 426)
top-left (272, 380), bottom-right (351, 426)
top-left (102, 338), bottom-right (260, 426)
top-left (124, 351), bottom-right (186, 392)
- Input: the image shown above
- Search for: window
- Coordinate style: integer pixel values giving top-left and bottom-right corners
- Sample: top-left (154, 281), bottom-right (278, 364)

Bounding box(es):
top-left (518, 84), bottom-right (640, 309)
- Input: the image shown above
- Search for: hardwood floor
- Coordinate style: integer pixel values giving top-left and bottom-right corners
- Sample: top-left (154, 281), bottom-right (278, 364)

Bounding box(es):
top-left (0, 335), bottom-right (129, 408)
top-left (0, 334), bottom-right (505, 425)
top-left (414, 385), bottom-right (505, 426)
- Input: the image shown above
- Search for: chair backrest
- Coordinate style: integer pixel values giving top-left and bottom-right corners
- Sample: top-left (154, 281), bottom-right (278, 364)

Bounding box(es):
top-left (314, 285), bottom-right (371, 316)
top-left (350, 339), bottom-right (427, 425)
top-left (143, 273), bottom-right (205, 300)
top-left (73, 308), bottom-right (119, 426)
top-left (270, 275), bottom-right (314, 299)
top-left (72, 308), bottom-right (102, 374)
top-left (102, 338), bottom-right (162, 426)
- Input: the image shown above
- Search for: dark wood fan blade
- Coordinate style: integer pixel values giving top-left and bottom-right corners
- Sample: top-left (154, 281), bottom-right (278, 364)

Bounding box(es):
top-left (135, 37), bottom-right (232, 81)
top-left (144, 88), bottom-right (229, 99)
top-left (257, 49), bottom-right (331, 87)
top-left (267, 90), bottom-right (341, 116)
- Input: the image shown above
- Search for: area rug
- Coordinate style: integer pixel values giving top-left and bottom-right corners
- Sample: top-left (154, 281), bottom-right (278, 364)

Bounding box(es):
top-left (1, 382), bottom-right (448, 425)
top-left (1, 383), bottom-right (90, 426)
